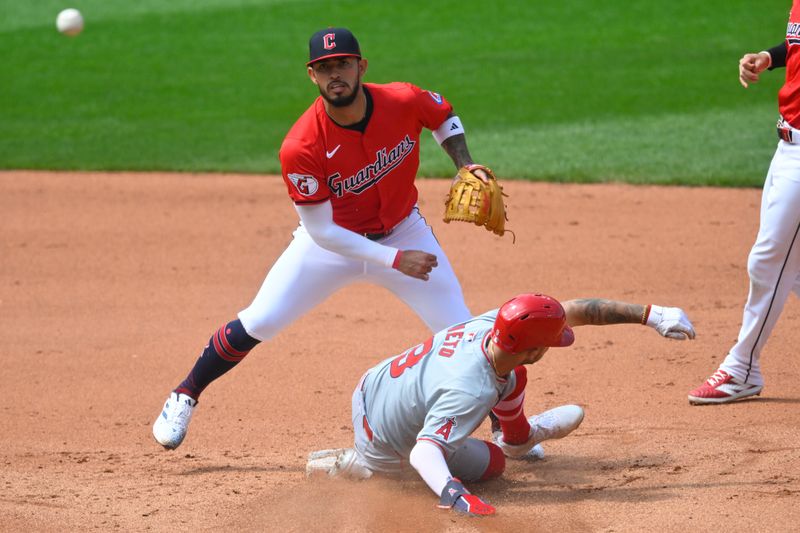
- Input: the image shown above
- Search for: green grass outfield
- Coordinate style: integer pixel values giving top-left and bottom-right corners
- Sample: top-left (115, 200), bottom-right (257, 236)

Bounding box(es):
top-left (0, 0), bottom-right (789, 185)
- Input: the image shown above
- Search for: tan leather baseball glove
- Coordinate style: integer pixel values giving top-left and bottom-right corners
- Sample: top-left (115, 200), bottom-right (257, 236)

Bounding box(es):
top-left (443, 164), bottom-right (510, 237)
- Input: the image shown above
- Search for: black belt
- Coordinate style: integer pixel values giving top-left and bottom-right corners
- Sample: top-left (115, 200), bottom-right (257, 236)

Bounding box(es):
top-left (364, 230), bottom-right (392, 241)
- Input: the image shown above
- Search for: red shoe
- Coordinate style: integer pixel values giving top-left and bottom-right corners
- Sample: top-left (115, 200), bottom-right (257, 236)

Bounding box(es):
top-left (688, 369), bottom-right (762, 405)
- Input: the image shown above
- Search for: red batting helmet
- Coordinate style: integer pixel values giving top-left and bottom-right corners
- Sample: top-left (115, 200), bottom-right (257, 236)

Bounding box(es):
top-left (491, 294), bottom-right (574, 354)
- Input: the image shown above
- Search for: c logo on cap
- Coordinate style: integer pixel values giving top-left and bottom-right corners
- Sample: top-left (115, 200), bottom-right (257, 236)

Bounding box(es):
top-left (323, 33), bottom-right (336, 50)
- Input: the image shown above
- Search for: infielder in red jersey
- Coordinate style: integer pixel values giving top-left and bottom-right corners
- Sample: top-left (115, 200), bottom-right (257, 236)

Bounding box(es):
top-left (283, 80), bottom-right (451, 234)
top-left (689, 2), bottom-right (800, 404)
top-left (306, 295), bottom-right (695, 517)
top-left (153, 28), bottom-right (493, 449)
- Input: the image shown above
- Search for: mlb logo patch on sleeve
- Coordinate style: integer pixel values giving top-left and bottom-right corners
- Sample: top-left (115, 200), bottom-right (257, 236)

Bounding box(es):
top-left (288, 173), bottom-right (319, 196)
top-left (427, 91), bottom-right (443, 104)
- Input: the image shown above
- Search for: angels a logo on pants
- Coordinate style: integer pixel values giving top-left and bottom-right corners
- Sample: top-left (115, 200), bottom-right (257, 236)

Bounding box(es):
top-left (288, 173), bottom-right (319, 196)
top-left (434, 416), bottom-right (457, 440)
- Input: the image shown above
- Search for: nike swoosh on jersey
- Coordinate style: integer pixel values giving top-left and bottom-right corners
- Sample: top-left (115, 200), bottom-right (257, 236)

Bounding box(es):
top-left (326, 145), bottom-right (341, 159)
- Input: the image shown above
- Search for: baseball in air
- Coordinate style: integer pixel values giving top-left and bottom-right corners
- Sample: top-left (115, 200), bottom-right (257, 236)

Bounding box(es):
top-left (56, 8), bottom-right (84, 36)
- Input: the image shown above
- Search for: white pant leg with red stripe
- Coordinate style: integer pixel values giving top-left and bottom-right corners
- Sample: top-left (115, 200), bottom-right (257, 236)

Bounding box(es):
top-left (721, 140), bottom-right (800, 385)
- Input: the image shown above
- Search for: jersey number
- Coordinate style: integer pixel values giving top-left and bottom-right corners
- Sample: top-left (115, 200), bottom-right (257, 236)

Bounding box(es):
top-left (389, 337), bottom-right (434, 378)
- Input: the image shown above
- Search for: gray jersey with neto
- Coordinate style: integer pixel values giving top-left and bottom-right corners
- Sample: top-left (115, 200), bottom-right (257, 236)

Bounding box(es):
top-left (361, 309), bottom-right (518, 460)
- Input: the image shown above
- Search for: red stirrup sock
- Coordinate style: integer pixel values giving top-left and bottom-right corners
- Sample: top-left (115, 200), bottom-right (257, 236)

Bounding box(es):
top-left (491, 366), bottom-right (531, 445)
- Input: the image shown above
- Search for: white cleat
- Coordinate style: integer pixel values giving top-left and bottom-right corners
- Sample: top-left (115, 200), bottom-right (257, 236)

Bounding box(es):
top-left (152, 392), bottom-right (197, 450)
top-left (524, 443), bottom-right (546, 461)
top-left (493, 404), bottom-right (584, 459)
top-left (305, 448), bottom-right (373, 480)
top-left (528, 404), bottom-right (584, 444)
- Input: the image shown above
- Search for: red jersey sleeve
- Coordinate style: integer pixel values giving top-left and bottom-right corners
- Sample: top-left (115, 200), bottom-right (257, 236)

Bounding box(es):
top-left (405, 83), bottom-right (454, 132)
top-left (279, 136), bottom-right (330, 204)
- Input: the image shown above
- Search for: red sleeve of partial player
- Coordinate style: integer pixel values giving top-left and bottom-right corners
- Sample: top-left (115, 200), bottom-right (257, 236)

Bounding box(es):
top-left (405, 83), bottom-right (454, 131)
top-left (279, 134), bottom-right (330, 205)
top-left (778, 2), bottom-right (800, 125)
top-left (492, 366), bottom-right (531, 445)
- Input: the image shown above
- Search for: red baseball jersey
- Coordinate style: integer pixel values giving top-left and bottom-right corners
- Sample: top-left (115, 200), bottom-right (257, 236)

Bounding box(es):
top-left (280, 82), bottom-right (453, 234)
top-left (780, 1), bottom-right (800, 125)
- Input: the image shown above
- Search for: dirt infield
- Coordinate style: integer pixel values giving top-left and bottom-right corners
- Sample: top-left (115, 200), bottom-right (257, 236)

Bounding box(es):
top-left (2, 171), bottom-right (799, 532)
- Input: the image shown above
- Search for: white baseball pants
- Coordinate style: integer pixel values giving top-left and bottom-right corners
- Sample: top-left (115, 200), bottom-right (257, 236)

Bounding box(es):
top-left (721, 139), bottom-right (800, 385)
top-left (237, 208), bottom-right (471, 341)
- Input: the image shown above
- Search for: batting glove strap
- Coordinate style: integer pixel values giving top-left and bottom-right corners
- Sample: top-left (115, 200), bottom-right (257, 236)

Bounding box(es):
top-left (437, 478), bottom-right (470, 508)
top-left (437, 478), bottom-right (496, 516)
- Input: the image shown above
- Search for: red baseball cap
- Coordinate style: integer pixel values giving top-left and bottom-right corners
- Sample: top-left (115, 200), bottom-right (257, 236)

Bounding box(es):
top-left (307, 27), bottom-right (361, 66)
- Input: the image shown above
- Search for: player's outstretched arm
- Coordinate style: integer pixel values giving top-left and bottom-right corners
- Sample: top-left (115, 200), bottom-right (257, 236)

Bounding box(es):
top-left (563, 299), bottom-right (696, 340)
top-left (434, 112), bottom-right (494, 184)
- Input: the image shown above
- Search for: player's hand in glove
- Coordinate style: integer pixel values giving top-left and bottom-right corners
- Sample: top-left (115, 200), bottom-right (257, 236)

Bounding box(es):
top-left (464, 165), bottom-right (492, 184)
top-left (645, 305), bottom-right (696, 340)
top-left (392, 250), bottom-right (438, 281)
top-left (443, 164), bottom-right (510, 238)
top-left (437, 478), bottom-right (495, 517)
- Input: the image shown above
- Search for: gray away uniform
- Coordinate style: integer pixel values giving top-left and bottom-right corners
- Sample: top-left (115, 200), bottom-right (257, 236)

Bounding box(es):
top-left (351, 309), bottom-right (517, 477)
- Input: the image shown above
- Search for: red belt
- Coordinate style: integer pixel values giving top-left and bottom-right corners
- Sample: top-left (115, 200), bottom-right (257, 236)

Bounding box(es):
top-left (778, 125), bottom-right (793, 142)
top-left (777, 117), bottom-right (798, 143)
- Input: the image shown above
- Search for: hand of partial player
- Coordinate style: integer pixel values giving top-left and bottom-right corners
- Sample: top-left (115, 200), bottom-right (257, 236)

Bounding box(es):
top-left (646, 305), bottom-right (696, 340)
top-left (468, 166), bottom-right (492, 184)
top-left (437, 478), bottom-right (495, 517)
top-left (739, 52), bottom-right (771, 88)
top-left (394, 250), bottom-right (438, 281)
top-left (450, 165), bottom-right (491, 184)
